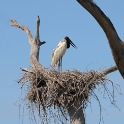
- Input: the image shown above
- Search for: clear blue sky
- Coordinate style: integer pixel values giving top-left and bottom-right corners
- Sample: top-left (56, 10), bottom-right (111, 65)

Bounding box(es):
top-left (0, 0), bottom-right (124, 124)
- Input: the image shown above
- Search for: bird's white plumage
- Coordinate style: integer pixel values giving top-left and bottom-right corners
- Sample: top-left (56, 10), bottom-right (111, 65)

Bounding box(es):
top-left (51, 40), bottom-right (67, 67)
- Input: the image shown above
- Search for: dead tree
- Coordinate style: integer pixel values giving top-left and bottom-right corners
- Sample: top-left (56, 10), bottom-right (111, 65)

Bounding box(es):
top-left (77, 0), bottom-right (124, 79)
top-left (11, 16), bottom-right (118, 124)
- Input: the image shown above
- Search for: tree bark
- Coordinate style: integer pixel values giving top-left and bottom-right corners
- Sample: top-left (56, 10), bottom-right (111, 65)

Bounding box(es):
top-left (67, 101), bottom-right (85, 124)
top-left (77, 0), bottom-right (124, 78)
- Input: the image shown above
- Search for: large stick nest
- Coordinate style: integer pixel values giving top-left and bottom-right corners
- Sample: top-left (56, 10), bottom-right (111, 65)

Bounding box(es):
top-left (19, 67), bottom-right (116, 110)
top-left (18, 66), bottom-right (118, 123)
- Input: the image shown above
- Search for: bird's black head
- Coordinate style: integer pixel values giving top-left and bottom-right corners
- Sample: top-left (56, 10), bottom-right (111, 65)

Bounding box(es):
top-left (64, 36), bottom-right (77, 49)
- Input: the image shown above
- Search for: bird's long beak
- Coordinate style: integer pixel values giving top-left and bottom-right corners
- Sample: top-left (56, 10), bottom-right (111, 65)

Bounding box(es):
top-left (70, 40), bottom-right (77, 49)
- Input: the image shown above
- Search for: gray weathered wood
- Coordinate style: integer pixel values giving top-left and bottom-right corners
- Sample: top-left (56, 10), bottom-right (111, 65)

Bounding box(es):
top-left (10, 18), bottom-right (46, 70)
top-left (67, 101), bottom-right (85, 124)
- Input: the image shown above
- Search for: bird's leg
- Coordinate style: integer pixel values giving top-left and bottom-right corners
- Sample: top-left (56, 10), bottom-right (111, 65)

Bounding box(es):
top-left (58, 60), bottom-right (60, 72)
top-left (60, 57), bottom-right (62, 72)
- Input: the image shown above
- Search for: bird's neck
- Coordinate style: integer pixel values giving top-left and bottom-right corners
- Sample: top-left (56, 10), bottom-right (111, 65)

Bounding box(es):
top-left (67, 41), bottom-right (70, 48)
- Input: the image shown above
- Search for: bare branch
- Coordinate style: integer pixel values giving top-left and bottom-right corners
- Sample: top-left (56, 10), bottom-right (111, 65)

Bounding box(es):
top-left (102, 66), bottom-right (118, 75)
top-left (77, 0), bottom-right (124, 78)
top-left (20, 68), bottom-right (33, 73)
top-left (10, 20), bottom-right (33, 45)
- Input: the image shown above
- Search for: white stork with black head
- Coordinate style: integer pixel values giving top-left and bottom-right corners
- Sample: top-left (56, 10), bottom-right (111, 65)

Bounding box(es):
top-left (51, 36), bottom-right (77, 71)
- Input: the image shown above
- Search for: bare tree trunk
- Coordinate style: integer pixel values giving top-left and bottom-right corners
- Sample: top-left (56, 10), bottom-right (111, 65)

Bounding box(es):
top-left (10, 17), bottom-right (45, 70)
top-left (77, 0), bottom-right (124, 78)
top-left (67, 101), bottom-right (85, 124)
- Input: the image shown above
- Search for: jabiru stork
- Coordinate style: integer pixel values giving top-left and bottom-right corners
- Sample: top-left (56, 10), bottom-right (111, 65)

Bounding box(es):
top-left (51, 36), bottom-right (77, 71)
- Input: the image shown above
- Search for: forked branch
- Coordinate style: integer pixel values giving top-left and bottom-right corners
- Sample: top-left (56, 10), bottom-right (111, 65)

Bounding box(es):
top-left (11, 17), bottom-right (46, 69)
